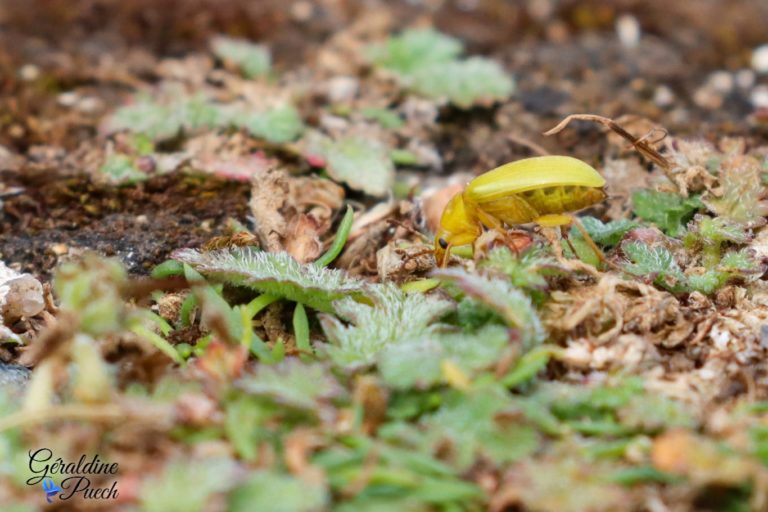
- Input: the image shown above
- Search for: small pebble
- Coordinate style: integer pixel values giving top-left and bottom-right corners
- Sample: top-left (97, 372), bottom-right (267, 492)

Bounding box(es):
top-left (735, 69), bottom-right (756, 89)
top-left (57, 91), bottom-right (79, 107)
top-left (8, 124), bottom-right (25, 139)
top-left (77, 96), bottom-right (103, 114)
top-left (653, 85), bottom-right (675, 108)
top-left (18, 64), bottom-right (39, 81)
top-left (616, 14), bottom-right (641, 49)
top-left (750, 85), bottom-right (768, 109)
top-left (325, 76), bottom-right (359, 103)
top-left (708, 70), bottom-right (734, 94)
top-left (50, 243), bottom-right (69, 256)
top-left (693, 87), bottom-right (723, 110)
top-left (290, 1), bottom-right (313, 21)
top-left (751, 44), bottom-right (768, 74)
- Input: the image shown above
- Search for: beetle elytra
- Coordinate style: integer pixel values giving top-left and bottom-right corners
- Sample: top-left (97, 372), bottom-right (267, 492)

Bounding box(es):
top-left (434, 155), bottom-right (607, 265)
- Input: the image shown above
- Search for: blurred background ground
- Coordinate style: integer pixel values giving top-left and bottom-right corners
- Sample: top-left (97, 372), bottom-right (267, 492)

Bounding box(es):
top-left (2, 0), bottom-right (768, 277)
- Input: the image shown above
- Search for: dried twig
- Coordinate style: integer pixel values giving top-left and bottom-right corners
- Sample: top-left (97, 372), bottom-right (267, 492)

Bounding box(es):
top-left (507, 133), bottom-right (550, 156)
top-left (544, 114), bottom-right (679, 190)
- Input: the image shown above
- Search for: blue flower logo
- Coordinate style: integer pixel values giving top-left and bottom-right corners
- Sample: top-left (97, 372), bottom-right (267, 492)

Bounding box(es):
top-left (41, 477), bottom-right (61, 503)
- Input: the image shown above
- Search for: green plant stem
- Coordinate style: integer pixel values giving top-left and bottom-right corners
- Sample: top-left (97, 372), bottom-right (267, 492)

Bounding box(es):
top-left (293, 303), bottom-right (312, 361)
top-left (315, 205), bottom-right (354, 267)
top-left (244, 294), bottom-right (279, 318)
top-left (131, 324), bottom-right (184, 365)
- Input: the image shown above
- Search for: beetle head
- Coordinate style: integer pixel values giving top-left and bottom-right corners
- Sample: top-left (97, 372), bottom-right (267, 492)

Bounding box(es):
top-left (433, 192), bottom-right (481, 265)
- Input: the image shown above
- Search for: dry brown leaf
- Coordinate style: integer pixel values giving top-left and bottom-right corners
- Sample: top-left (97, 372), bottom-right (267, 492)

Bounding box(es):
top-left (352, 375), bottom-right (388, 436)
top-left (284, 213), bottom-right (323, 264)
top-left (284, 428), bottom-right (326, 486)
top-left (249, 164), bottom-right (289, 252)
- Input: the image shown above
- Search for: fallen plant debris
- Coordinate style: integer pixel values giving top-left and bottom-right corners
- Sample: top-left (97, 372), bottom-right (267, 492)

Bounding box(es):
top-left (4, 1), bottom-right (768, 511)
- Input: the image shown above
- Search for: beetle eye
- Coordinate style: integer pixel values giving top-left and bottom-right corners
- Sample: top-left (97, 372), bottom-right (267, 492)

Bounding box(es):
top-left (438, 238), bottom-right (448, 249)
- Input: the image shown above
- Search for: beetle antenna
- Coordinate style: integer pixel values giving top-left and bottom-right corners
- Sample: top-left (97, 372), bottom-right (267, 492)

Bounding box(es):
top-left (386, 219), bottom-right (431, 242)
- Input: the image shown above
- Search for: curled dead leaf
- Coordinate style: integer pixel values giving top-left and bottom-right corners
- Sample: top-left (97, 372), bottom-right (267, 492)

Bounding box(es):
top-left (285, 213), bottom-right (323, 264)
top-left (249, 165), bottom-right (289, 252)
top-left (353, 375), bottom-right (388, 436)
top-left (284, 428), bottom-right (326, 486)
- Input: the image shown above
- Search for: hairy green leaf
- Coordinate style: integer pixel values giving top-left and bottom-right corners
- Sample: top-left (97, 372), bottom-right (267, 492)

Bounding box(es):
top-left (172, 248), bottom-right (366, 313)
top-left (632, 190), bottom-right (702, 236)
top-left (107, 97), bottom-right (181, 140)
top-left (705, 155), bottom-right (768, 226)
top-left (378, 324), bottom-right (509, 389)
top-left (420, 385), bottom-right (539, 469)
top-left (211, 36), bottom-right (271, 78)
top-left (368, 29), bottom-right (513, 108)
top-left (54, 254), bottom-right (127, 336)
top-left (238, 359), bottom-right (343, 411)
top-left (621, 241), bottom-right (687, 292)
top-left (108, 95), bottom-right (302, 144)
top-left (433, 268), bottom-right (544, 348)
top-left (99, 154), bottom-right (147, 185)
top-left (140, 458), bottom-right (237, 512)
top-left (574, 216), bottom-right (639, 247)
top-left (622, 241), bottom-right (757, 294)
top-left (409, 57), bottom-right (514, 108)
top-left (230, 104), bottom-right (304, 143)
top-left (319, 284), bottom-right (454, 368)
top-left (368, 29), bottom-right (462, 75)
top-left (359, 107), bottom-right (405, 129)
top-left (229, 471), bottom-right (328, 512)
top-left (306, 132), bottom-right (394, 197)
top-left (479, 247), bottom-right (562, 304)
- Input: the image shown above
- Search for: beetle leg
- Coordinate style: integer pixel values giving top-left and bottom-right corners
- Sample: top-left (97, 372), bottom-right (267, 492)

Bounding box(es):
top-left (474, 210), bottom-right (519, 256)
top-left (567, 215), bottom-right (621, 271)
top-left (539, 226), bottom-right (568, 265)
top-left (567, 215), bottom-right (603, 262)
top-left (560, 225), bottom-right (580, 257)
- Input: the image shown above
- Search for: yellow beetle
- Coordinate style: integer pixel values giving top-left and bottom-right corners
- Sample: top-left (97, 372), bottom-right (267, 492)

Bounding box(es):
top-left (434, 155), bottom-right (606, 265)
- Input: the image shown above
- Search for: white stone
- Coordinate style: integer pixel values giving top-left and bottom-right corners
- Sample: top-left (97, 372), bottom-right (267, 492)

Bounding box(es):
top-left (735, 69), bottom-right (756, 89)
top-left (653, 85), bottom-right (675, 107)
top-left (0, 262), bottom-right (44, 323)
top-left (751, 85), bottom-right (768, 108)
top-left (18, 64), bottom-right (39, 81)
top-left (751, 44), bottom-right (768, 74)
top-left (57, 92), bottom-right (79, 107)
top-left (616, 14), bottom-right (641, 49)
top-left (708, 71), bottom-right (733, 94)
top-left (325, 76), bottom-right (359, 103)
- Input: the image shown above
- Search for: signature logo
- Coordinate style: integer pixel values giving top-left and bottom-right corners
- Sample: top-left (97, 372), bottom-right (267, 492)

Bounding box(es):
top-left (41, 477), bottom-right (62, 503)
top-left (27, 448), bottom-right (119, 503)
